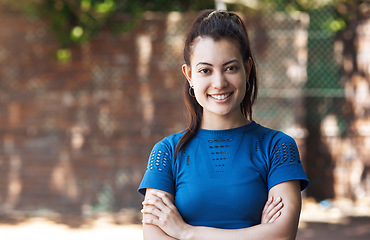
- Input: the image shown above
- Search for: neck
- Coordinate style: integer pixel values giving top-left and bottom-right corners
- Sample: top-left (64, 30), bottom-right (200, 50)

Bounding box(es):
top-left (201, 111), bottom-right (250, 130)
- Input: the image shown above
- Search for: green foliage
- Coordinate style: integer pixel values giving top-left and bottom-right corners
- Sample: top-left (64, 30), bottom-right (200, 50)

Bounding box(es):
top-left (18, 0), bottom-right (212, 62)
top-left (35, 0), bottom-right (117, 48)
top-left (56, 48), bottom-right (72, 64)
top-left (227, 0), bottom-right (356, 34)
top-left (275, 0), bottom-right (368, 34)
top-left (274, 0), bottom-right (359, 33)
top-left (5, 0), bottom-right (360, 63)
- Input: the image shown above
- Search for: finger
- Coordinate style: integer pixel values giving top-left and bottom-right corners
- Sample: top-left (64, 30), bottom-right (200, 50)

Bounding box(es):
top-left (262, 197), bottom-right (283, 224)
top-left (142, 197), bottom-right (167, 212)
top-left (265, 197), bottom-right (282, 215)
top-left (141, 205), bottom-right (163, 218)
top-left (151, 196), bottom-right (179, 218)
top-left (262, 197), bottom-right (273, 214)
top-left (152, 191), bottom-right (175, 208)
top-left (142, 217), bottom-right (160, 226)
top-left (265, 202), bottom-right (283, 222)
top-left (268, 210), bottom-right (281, 223)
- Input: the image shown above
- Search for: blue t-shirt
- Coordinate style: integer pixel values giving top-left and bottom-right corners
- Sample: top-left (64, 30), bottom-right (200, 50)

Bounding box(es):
top-left (138, 122), bottom-right (309, 229)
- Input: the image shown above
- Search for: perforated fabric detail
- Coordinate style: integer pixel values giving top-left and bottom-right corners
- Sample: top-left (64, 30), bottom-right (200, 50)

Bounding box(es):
top-left (148, 149), bottom-right (171, 173)
top-left (207, 138), bottom-right (232, 173)
top-left (273, 141), bottom-right (301, 165)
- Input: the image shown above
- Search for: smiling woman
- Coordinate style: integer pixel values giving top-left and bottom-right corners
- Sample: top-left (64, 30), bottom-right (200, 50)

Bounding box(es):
top-left (182, 37), bottom-right (250, 130)
top-left (138, 9), bottom-right (309, 240)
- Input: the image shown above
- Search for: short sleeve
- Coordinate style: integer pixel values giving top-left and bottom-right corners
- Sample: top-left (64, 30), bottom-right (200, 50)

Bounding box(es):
top-left (268, 133), bottom-right (309, 191)
top-left (138, 140), bottom-right (175, 196)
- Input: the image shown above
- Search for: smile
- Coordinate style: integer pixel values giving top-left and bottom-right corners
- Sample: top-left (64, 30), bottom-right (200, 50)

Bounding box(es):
top-left (209, 93), bottom-right (231, 100)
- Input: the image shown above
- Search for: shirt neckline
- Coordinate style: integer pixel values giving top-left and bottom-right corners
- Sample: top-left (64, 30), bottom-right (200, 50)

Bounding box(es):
top-left (197, 121), bottom-right (258, 137)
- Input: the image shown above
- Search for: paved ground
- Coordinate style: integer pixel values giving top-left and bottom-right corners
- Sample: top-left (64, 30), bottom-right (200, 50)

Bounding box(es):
top-left (297, 217), bottom-right (370, 240)
top-left (1, 218), bottom-right (370, 240)
top-left (1, 198), bottom-right (370, 240)
top-left (0, 218), bottom-right (143, 240)
top-left (296, 197), bottom-right (370, 240)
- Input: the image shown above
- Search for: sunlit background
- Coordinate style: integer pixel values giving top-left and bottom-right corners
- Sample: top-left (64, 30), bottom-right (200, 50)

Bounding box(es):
top-left (0, 0), bottom-right (369, 239)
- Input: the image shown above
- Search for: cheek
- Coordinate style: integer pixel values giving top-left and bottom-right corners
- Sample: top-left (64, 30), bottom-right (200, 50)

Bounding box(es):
top-left (234, 75), bottom-right (246, 89)
top-left (239, 88), bottom-right (247, 101)
top-left (192, 80), bottom-right (207, 93)
top-left (193, 87), bottom-right (206, 102)
top-left (236, 81), bottom-right (247, 100)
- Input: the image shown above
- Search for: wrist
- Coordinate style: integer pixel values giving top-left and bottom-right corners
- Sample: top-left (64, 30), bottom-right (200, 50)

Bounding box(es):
top-left (180, 224), bottom-right (194, 240)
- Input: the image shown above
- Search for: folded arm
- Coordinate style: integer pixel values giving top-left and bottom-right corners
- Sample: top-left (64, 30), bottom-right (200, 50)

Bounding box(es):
top-left (182, 180), bottom-right (302, 240)
top-left (142, 180), bottom-right (300, 240)
top-left (142, 189), bottom-right (177, 240)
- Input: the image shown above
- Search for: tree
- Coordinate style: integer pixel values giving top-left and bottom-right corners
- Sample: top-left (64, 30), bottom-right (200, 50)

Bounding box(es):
top-left (2, 0), bottom-right (214, 62)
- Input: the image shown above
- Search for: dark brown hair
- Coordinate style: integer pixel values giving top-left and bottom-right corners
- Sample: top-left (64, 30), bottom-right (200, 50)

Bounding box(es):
top-left (175, 9), bottom-right (258, 158)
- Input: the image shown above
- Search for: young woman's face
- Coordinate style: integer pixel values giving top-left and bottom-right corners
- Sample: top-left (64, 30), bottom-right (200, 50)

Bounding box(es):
top-left (183, 37), bottom-right (251, 124)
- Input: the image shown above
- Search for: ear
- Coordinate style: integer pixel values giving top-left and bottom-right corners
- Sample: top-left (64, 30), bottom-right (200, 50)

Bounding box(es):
top-left (244, 57), bottom-right (253, 77)
top-left (182, 64), bottom-right (192, 86)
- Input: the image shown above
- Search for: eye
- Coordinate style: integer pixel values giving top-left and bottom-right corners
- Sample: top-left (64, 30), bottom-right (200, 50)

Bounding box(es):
top-left (226, 66), bottom-right (239, 72)
top-left (199, 68), bottom-right (211, 74)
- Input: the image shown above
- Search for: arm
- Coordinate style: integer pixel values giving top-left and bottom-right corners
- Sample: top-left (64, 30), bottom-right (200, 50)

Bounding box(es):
top-left (144, 180), bottom-right (301, 240)
top-left (186, 180), bottom-right (301, 240)
top-left (142, 189), bottom-right (177, 240)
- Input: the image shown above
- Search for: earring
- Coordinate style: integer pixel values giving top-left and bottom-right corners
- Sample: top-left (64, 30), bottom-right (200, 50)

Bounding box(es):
top-left (189, 85), bottom-right (195, 97)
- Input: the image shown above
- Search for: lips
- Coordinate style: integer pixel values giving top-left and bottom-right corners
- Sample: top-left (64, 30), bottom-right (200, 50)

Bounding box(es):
top-left (209, 93), bottom-right (232, 100)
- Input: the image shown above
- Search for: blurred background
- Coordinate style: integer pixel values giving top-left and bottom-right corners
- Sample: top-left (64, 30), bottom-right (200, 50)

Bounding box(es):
top-left (0, 0), bottom-right (369, 239)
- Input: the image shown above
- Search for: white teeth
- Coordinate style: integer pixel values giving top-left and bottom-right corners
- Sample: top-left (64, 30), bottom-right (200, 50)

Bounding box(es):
top-left (211, 94), bottom-right (230, 100)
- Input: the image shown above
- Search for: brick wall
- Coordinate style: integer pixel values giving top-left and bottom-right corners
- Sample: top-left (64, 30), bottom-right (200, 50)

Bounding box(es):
top-left (0, 8), bottom-right (188, 220)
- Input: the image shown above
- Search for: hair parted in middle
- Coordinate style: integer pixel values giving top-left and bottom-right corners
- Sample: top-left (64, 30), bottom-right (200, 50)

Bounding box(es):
top-left (175, 9), bottom-right (258, 158)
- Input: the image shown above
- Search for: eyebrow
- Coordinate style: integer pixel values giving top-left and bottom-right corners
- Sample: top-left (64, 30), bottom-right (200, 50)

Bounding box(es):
top-left (196, 59), bottom-right (240, 67)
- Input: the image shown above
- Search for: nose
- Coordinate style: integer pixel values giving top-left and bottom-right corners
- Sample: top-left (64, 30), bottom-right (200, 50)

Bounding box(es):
top-left (212, 71), bottom-right (228, 89)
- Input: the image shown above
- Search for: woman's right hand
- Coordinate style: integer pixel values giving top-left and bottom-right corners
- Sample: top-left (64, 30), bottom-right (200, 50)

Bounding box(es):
top-left (261, 196), bottom-right (283, 224)
top-left (142, 190), bottom-right (191, 239)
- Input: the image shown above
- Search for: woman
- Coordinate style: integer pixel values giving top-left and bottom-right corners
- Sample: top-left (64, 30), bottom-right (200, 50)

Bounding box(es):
top-left (138, 9), bottom-right (309, 240)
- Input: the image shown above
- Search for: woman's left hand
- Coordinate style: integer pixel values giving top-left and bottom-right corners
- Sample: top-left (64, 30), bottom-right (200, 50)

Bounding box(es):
top-left (261, 196), bottom-right (283, 224)
top-left (142, 190), bottom-right (192, 239)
